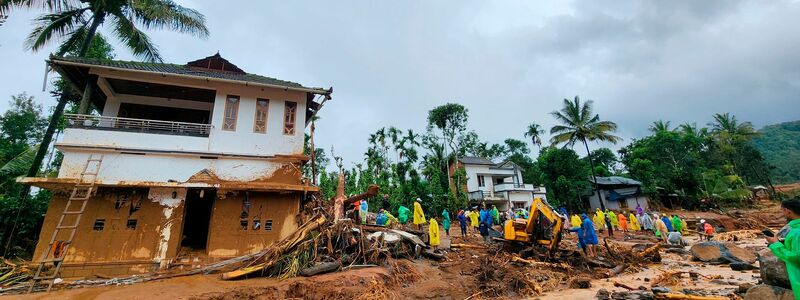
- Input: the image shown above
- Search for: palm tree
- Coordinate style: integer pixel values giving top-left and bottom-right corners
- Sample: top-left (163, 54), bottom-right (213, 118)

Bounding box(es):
top-left (648, 120), bottom-right (672, 134)
top-left (550, 96), bottom-right (621, 213)
top-left (524, 122), bottom-right (545, 153)
top-left (710, 113), bottom-right (757, 140)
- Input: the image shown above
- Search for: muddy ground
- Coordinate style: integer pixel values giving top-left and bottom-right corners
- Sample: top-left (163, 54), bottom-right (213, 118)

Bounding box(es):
top-left (8, 203), bottom-right (785, 300)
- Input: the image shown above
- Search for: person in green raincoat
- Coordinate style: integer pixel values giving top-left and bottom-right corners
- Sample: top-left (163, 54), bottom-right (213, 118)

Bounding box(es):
top-left (767, 199), bottom-right (800, 300)
top-left (398, 205), bottom-right (411, 227)
top-left (441, 209), bottom-right (452, 236)
top-left (490, 205), bottom-right (500, 225)
top-left (607, 210), bottom-right (619, 229)
top-left (671, 215), bottom-right (683, 233)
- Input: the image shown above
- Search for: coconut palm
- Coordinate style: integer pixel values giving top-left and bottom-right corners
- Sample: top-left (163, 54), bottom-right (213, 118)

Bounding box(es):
top-left (709, 113), bottom-right (757, 141)
top-left (524, 122), bottom-right (545, 153)
top-left (648, 120), bottom-right (672, 134)
top-left (550, 96), bottom-right (621, 212)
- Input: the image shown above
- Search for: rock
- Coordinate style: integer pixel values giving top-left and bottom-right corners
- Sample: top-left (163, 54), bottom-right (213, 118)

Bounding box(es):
top-left (739, 283), bottom-right (754, 293)
top-left (731, 262), bottom-right (758, 271)
top-left (568, 277), bottom-right (592, 289)
top-left (745, 284), bottom-right (794, 300)
top-left (596, 288), bottom-right (610, 300)
top-left (690, 241), bottom-right (756, 264)
top-left (651, 286), bottom-right (671, 294)
top-left (760, 249), bottom-right (791, 289)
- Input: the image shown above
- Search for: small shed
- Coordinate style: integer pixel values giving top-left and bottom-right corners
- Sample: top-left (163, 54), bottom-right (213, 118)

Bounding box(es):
top-left (586, 176), bottom-right (649, 212)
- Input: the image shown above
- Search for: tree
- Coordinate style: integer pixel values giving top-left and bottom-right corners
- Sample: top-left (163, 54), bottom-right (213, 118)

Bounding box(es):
top-left (0, 94), bottom-right (49, 257)
top-left (504, 138), bottom-right (530, 157)
top-left (427, 103), bottom-right (469, 203)
top-left (550, 96), bottom-right (620, 214)
top-left (524, 122), bottom-right (545, 153)
top-left (3, 1), bottom-right (209, 232)
top-left (537, 147), bottom-right (590, 212)
top-left (585, 148), bottom-right (618, 177)
top-left (649, 120), bottom-right (672, 133)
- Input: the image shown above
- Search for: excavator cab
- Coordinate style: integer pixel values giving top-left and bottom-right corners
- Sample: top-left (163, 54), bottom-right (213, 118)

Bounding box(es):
top-left (503, 198), bottom-right (564, 258)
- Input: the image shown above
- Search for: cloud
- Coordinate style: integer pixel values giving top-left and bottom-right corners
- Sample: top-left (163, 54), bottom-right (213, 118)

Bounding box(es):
top-left (0, 0), bottom-right (798, 169)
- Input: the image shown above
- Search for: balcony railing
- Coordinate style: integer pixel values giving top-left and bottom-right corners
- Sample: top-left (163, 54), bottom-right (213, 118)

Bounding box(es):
top-left (468, 190), bottom-right (507, 201)
top-left (65, 114), bottom-right (213, 137)
top-left (494, 183), bottom-right (535, 192)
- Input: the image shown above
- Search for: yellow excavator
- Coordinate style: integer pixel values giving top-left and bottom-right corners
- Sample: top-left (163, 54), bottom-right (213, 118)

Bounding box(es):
top-left (502, 197), bottom-right (564, 258)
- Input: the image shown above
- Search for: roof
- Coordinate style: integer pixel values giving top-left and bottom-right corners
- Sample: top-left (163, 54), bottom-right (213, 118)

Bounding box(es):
top-left (49, 55), bottom-right (331, 95)
top-left (590, 176), bottom-right (642, 186)
top-left (458, 156), bottom-right (495, 165)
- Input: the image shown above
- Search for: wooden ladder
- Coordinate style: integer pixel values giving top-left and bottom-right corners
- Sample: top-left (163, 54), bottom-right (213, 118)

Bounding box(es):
top-left (28, 154), bottom-right (104, 293)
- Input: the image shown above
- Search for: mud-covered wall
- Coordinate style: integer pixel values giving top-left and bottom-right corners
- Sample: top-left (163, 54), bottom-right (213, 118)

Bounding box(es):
top-left (32, 187), bottom-right (185, 273)
top-left (206, 192), bottom-right (300, 258)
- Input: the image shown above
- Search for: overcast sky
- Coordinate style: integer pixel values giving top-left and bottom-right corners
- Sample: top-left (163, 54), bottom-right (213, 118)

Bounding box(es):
top-left (1, 1), bottom-right (799, 167)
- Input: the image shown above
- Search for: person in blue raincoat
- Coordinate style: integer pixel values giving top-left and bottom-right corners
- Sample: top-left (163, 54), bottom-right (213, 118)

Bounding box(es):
top-left (660, 214), bottom-right (674, 232)
top-left (581, 213), bottom-right (598, 257)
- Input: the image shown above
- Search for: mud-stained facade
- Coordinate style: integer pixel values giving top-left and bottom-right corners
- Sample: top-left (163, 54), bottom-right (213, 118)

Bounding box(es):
top-left (22, 53), bottom-right (332, 278)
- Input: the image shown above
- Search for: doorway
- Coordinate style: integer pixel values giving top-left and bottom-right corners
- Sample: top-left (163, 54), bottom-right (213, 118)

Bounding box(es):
top-left (181, 188), bottom-right (215, 249)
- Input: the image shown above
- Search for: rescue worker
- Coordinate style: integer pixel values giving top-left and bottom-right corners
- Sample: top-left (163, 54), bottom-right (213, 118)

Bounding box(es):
top-left (570, 214), bottom-right (582, 228)
top-left (479, 206), bottom-right (493, 243)
top-left (457, 210), bottom-right (468, 237)
top-left (593, 209), bottom-right (605, 232)
top-left (491, 205), bottom-right (500, 225)
top-left (398, 205), bottom-right (411, 227)
top-left (376, 209), bottom-right (388, 226)
top-left (654, 213), bottom-right (669, 243)
top-left (639, 212), bottom-right (654, 232)
top-left (661, 214), bottom-right (674, 232)
top-left (767, 199), bottom-right (800, 299)
top-left (581, 213), bottom-right (598, 257)
top-left (671, 215), bottom-right (683, 233)
top-left (680, 216), bottom-right (688, 234)
top-left (429, 218), bottom-right (440, 250)
top-left (608, 210), bottom-right (619, 230)
top-left (618, 213), bottom-right (628, 233)
top-left (413, 198), bottom-right (425, 231)
top-left (441, 209), bottom-right (452, 236)
top-left (383, 209), bottom-right (399, 227)
top-left (628, 211), bottom-right (640, 232)
top-left (702, 220), bottom-right (715, 241)
top-left (468, 208), bottom-right (480, 233)
top-left (359, 199), bottom-right (368, 225)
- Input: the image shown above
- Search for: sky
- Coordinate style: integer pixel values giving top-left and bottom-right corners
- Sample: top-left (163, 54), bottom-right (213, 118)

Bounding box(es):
top-left (0, 1), bottom-right (799, 168)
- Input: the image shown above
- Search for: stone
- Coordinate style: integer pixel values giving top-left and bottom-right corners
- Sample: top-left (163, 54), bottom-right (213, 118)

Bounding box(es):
top-left (731, 262), bottom-right (758, 271)
top-left (744, 284), bottom-right (794, 300)
top-left (759, 249), bottom-right (791, 289)
top-left (651, 286), bottom-right (671, 294)
top-left (738, 282), bottom-right (754, 294)
top-left (690, 241), bottom-right (757, 264)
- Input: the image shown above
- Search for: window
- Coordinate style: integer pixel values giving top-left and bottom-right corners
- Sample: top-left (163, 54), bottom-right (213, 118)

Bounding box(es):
top-left (126, 219), bottom-right (138, 230)
top-left (283, 101), bottom-right (297, 135)
top-left (477, 175), bottom-right (485, 187)
top-left (223, 95), bottom-right (240, 131)
top-left (93, 219), bottom-right (105, 231)
top-left (265, 220), bottom-right (273, 231)
top-left (254, 99), bottom-right (269, 133)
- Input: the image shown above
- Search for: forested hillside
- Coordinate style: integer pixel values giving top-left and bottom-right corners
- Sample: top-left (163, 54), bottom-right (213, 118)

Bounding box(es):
top-left (754, 120), bottom-right (800, 184)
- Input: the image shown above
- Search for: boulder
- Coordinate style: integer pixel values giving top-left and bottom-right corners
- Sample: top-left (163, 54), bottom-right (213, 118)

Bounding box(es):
top-left (745, 284), bottom-right (794, 300)
top-left (759, 249), bottom-right (791, 289)
top-left (690, 241), bottom-right (756, 264)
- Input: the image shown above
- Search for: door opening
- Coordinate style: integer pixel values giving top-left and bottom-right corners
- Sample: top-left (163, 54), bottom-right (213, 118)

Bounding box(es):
top-left (181, 188), bottom-right (215, 249)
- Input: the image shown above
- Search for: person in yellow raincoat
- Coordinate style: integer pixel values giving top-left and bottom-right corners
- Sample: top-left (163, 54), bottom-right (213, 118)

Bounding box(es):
top-left (628, 212), bottom-right (640, 232)
top-left (607, 210), bottom-right (619, 229)
top-left (570, 214), bottom-right (582, 228)
top-left (429, 218), bottom-right (440, 249)
top-left (413, 198), bottom-right (426, 231)
top-left (593, 209), bottom-right (605, 232)
top-left (467, 208), bottom-right (480, 233)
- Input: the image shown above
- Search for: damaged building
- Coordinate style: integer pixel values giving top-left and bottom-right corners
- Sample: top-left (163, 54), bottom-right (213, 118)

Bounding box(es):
top-left (19, 53), bottom-right (332, 278)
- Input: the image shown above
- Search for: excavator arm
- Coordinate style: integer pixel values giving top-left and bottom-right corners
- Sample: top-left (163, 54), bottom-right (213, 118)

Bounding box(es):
top-left (504, 197), bottom-right (564, 257)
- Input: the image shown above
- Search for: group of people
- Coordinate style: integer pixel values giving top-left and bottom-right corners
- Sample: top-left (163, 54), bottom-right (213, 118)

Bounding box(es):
top-left (565, 205), bottom-right (717, 256)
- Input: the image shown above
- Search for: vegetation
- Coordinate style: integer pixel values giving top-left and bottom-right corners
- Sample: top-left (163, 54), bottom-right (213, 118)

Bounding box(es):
top-left (753, 120), bottom-right (800, 184)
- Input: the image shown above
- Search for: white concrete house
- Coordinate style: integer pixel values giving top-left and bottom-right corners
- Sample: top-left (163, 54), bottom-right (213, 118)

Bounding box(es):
top-left (586, 176), bottom-right (650, 212)
top-left (453, 156), bottom-right (546, 211)
top-left (21, 54), bottom-right (332, 278)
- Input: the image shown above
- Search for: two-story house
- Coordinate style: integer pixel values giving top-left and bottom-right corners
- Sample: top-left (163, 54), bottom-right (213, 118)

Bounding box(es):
top-left (451, 156), bottom-right (546, 212)
top-left (19, 53), bottom-right (332, 278)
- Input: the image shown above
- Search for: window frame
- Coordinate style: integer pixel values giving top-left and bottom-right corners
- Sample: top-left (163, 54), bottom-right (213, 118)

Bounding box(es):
top-left (477, 175), bottom-right (485, 187)
top-left (283, 101), bottom-right (297, 135)
top-left (223, 95), bottom-right (240, 131)
top-left (254, 98), bottom-right (269, 134)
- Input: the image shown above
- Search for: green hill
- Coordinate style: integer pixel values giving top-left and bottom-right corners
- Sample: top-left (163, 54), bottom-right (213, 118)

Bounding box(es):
top-left (753, 120), bottom-right (800, 184)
